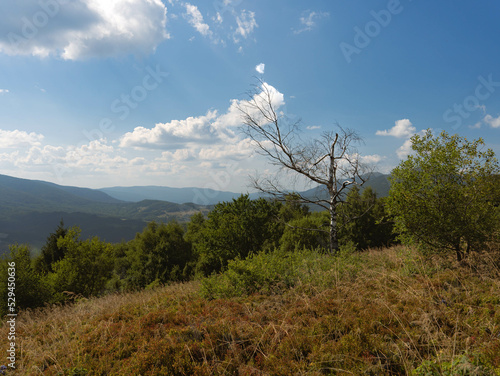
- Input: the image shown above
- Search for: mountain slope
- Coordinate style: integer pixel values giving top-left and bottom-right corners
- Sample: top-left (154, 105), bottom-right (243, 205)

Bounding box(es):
top-left (99, 174), bottom-right (391, 206)
top-left (0, 174), bottom-right (122, 212)
top-left (2, 246), bottom-right (498, 374)
top-left (0, 174), bottom-right (210, 253)
top-left (99, 185), bottom-right (247, 205)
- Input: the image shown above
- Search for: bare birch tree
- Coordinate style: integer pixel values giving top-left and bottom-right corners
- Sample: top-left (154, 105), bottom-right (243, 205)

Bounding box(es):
top-left (238, 80), bottom-right (369, 254)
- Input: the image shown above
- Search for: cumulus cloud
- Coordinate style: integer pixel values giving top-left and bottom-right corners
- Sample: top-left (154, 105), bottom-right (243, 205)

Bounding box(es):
top-left (16, 144), bottom-right (66, 165)
top-left (361, 154), bottom-right (384, 164)
top-left (376, 119), bottom-right (416, 138)
top-left (159, 148), bottom-right (196, 162)
top-left (119, 110), bottom-right (229, 149)
top-left (0, 89), bottom-right (9, 94)
top-left (0, 129), bottom-right (44, 148)
top-left (396, 139), bottom-right (413, 159)
top-left (184, 3), bottom-right (211, 37)
top-left (198, 139), bottom-right (254, 160)
top-left (120, 82), bottom-right (285, 150)
top-left (483, 114), bottom-right (500, 128)
top-left (294, 11), bottom-right (329, 34)
top-left (0, 0), bottom-right (169, 60)
top-left (255, 63), bottom-right (265, 74)
top-left (0, 83), bottom-right (285, 188)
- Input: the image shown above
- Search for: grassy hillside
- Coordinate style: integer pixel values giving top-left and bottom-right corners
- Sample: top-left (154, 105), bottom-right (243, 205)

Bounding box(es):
top-left (2, 246), bottom-right (499, 375)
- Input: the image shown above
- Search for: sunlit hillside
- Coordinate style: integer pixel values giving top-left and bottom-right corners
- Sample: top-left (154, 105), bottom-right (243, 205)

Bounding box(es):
top-left (1, 246), bottom-right (499, 375)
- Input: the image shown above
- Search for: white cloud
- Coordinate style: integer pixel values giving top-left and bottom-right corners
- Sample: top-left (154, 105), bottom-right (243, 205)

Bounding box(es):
top-left (376, 119), bottom-right (416, 138)
top-left (184, 3), bottom-right (212, 37)
top-left (16, 145), bottom-right (66, 165)
top-left (397, 139), bottom-right (413, 159)
top-left (234, 10), bottom-right (257, 40)
top-left (120, 82), bottom-right (285, 150)
top-left (198, 139), bottom-right (254, 160)
top-left (0, 83), bottom-right (287, 190)
top-left (361, 154), bottom-right (384, 164)
top-left (120, 110), bottom-right (224, 149)
top-left (234, 82), bottom-right (286, 126)
top-left (294, 11), bottom-right (329, 34)
top-left (255, 63), bottom-right (265, 74)
top-left (0, 89), bottom-right (9, 94)
top-left (306, 125), bottom-right (321, 130)
top-left (214, 12), bottom-right (223, 24)
top-left (159, 148), bottom-right (196, 162)
top-left (0, 129), bottom-right (44, 148)
top-left (483, 114), bottom-right (500, 128)
top-left (0, 0), bottom-right (169, 60)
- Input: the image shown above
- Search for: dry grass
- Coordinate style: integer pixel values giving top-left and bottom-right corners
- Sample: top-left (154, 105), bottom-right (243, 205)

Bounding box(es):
top-left (1, 246), bottom-right (499, 375)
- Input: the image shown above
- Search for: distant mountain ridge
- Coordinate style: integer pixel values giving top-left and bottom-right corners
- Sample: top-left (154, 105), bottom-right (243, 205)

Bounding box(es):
top-left (99, 185), bottom-right (250, 205)
top-left (100, 173), bottom-right (390, 205)
top-left (0, 173), bottom-right (390, 253)
top-left (0, 174), bottom-right (210, 253)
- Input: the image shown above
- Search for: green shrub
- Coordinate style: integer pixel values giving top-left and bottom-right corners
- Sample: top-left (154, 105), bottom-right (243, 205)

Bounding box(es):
top-left (124, 221), bottom-right (193, 289)
top-left (48, 227), bottom-right (114, 299)
top-left (0, 244), bottom-right (51, 315)
top-left (413, 354), bottom-right (496, 376)
top-left (200, 248), bottom-right (359, 299)
top-left (193, 195), bottom-right (283, 276)
top-left (279, 212), bottom-right (329, 252)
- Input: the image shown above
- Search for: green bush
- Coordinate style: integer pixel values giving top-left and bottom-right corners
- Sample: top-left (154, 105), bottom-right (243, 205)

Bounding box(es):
top-left (338, 186), bottom-right (396, 249)
top-left (413, 354), bottom-right (496, 376)
top-left (279, 212), bottom-right (329, 252)
top-left (123, 221), bottom-right (193, 289)
top-left (48, 227), bottom-right (114, 299)
top-left (387, 130), bottom-right (500, 261)
top-left (34, 219), bottom-right (68, 274)
top-left (200, 248), bottom-right (360, 299)
top-left (193, 195), bottom-right (283, 276)
top-left (0, 244), bottom-right (51, 315)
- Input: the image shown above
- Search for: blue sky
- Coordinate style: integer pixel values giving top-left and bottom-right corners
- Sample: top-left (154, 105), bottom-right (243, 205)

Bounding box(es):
top-left (0, 0), bottom-right (499, 192)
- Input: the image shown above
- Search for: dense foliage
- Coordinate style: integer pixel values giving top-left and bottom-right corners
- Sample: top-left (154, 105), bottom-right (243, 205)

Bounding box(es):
top-left (0, 189), bottom-right (394, 314)
top-left (387, 130), bottom-right (500, 261)
top-left (189, 195), bottom-right (283, 276)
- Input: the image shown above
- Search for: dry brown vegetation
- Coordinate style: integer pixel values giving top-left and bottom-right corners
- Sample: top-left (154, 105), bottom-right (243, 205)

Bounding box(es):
top-left (1, 245), bottom-right (499, 375)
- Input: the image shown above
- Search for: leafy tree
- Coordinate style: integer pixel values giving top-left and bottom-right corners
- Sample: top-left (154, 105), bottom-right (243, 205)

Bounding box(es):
top-left (125, 221), bottom-right (192, 289)
top-left (280, 211), bottom-right (329, 252)
top-left (387, 130), bottom-right (500, 261)
top-left (194, 195), bottom-right (282, 275)
top-left (34, 219), bottom-right (68, 274)
top-left (338, 186), bottom-right (395, 249)
top-left (106, 241), bottom-right (131, 292)
top-left (278, 193), bottom-right (310, 223)
top-left (0, 245), bottom-right (50, 315)
top-left (184, 212), bottom-right (206, 245)
top-left (49, 227), bottom-right (114, 298)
